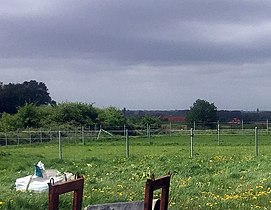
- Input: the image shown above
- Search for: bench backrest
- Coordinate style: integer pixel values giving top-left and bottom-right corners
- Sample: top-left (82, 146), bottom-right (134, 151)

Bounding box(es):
top-left (48, 176), bottom-right (84, 210)
top-left (144, 174), bottom-right (171, 210)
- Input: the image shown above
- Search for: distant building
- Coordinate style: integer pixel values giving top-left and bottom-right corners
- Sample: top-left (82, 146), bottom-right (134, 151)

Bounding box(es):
top-left (228, 118), bottom-right (241, 124)
top-left (161, 115), bottom-right (186, 123)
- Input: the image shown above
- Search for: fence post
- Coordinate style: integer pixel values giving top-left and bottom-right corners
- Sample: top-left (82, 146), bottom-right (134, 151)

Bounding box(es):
top-left (190, 128), bottom-right (194, 158)
top-left (147, 124), bottom-right (152, 144)
top-left (59, 130), bottom-right (63, 160)
top-left (81, 126), bottom-right (85, 145)
top-left (5, 130), bottom-right (7, 146)
top-left (29, 132), bottom-right (31, 144)
top-left (17, 130), bottom-right (20, 145)
top-left (147, 124), bottom-right (151, 144)
top-left (267, 119), bottom-right (269, 135)
top-left (217, 121), bottom-right (220, 145)
top-left (169, 122), bottom-right (172, 137)
top-left (242, 120), bottom-right (244, 135)
top-left (255, 127), bottom-right (259, 157)
top-left (75, 128), bottom-right (78, 144)
top-left (125, 129), bottom-right (129, 158)
top-left (40, 128), bottom-right (43, 143)
top-left (193, 121), bottom-right (196, 131)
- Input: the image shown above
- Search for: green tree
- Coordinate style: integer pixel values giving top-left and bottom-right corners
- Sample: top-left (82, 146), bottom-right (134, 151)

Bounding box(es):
top-left (140, 115), bottom-right (161, 128)
top-left (186, 99), bottom-right (217, 128)
top-left (0, 80), bottom-right (55, 114)
top-left (36, 105), bottom-right (59, 129)
top-left (0, 112), bottom-right (18, 131)
top-left (98, 107), bottom-right (125, 128)
top-left (54, 102), bottom-right (98, 126)
top-left (15, 103), bottom-right (41, 128)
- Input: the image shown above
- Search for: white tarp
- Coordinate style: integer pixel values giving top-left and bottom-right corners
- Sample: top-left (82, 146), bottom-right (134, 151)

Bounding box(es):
top-left (15, 164), bottom-right (74, 193)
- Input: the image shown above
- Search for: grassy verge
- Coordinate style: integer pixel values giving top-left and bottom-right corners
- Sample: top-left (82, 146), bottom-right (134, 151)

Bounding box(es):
top-left (1, 135), bottom-right (271, 209)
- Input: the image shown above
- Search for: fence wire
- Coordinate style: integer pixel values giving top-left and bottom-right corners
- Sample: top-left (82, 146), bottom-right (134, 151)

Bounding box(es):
top-left (0, 123), bottom-right (270, 146)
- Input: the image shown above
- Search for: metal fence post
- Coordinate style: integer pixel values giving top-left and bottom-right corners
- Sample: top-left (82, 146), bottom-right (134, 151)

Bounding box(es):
top-left (49, 128), bottom-right (52, 142)
top-left (17, 130), bottom-right (20, 145)
top-left (217, 122), bottom-right (220, 145)
top-left (255, 127), bottom-right (259, 157)
top-left (242, 120), bottom-right (244, 135)
top-left (81, 126), bottom-right (85, 145)
top-left (148, 124), bottom-right (151, 144)
top-left (190, 128), bottom-right (194, 158)
top-left (169, 122), bottom-right (172, 137)
top-left (267, 119), bottom-right (269, 135)
top-left (40, 128), bottom-right (43, 143)
top-left (29, 132), bottom-right (32, 144)
top-left (59, 130), bottom-right (63, 160)
top-left (126, 129), bottom-right (129, 158)
top-left (193, 121), bottom-right (196, 131)
top-left (5, 131), bottom-right (7, 146)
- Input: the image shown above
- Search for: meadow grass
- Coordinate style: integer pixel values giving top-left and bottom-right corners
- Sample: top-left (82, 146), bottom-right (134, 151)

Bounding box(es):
top-left (1, 134), bottom-right (271, 209)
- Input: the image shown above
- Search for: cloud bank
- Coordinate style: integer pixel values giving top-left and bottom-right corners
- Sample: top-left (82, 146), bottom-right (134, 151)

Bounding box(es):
top-left (1, 0), bottom-right (271, 110)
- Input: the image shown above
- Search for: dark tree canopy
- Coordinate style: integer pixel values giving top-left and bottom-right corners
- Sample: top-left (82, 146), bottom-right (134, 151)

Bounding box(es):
top-left (0, 80), bottom-right (54, 114)
top-left (186, 99), bottom-right (217, 128)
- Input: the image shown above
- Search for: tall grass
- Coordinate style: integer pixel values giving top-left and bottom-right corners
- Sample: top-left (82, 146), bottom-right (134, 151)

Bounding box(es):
top-left (1, 134), bottom-right (271, 209)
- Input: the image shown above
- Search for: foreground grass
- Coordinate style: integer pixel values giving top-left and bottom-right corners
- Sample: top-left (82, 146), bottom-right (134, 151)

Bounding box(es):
top-left (1, 134), bottom-right (271, 209)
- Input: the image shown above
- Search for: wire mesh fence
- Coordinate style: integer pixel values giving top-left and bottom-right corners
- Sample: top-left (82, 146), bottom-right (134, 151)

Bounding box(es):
top-left (0, 120), bottom-right (270, 147)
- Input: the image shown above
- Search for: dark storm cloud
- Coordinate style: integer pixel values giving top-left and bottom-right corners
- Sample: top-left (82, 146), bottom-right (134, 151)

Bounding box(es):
top-left (2, 0), bottom-right (271, 65)
top-left (1, 0), bottom-right (271, 110)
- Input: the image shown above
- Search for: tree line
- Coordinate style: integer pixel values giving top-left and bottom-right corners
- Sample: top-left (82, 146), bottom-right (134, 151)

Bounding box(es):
top-left (3, 80), bottom-right (267, 132)
top-left (0, 81), bottom-right (223, 131)
top-left (0, 81), bottom-right (161, 131)
top-left (0, 102), bottom-right (162, 131)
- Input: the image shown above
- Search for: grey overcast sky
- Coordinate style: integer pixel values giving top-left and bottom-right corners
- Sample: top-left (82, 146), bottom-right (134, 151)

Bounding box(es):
top-left (1, 1), bottom-right (271, 111)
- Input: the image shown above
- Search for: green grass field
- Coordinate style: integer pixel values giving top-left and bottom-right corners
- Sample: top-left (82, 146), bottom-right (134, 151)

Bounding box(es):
top-left (1, 133), bottom-right (271, 209)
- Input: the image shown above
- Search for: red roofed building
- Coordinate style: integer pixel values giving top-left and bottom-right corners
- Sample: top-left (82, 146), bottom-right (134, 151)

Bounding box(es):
top-left (161, 116), bottom-right (186, 123)
top-left (228, 118), bottom-right (241, 124)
